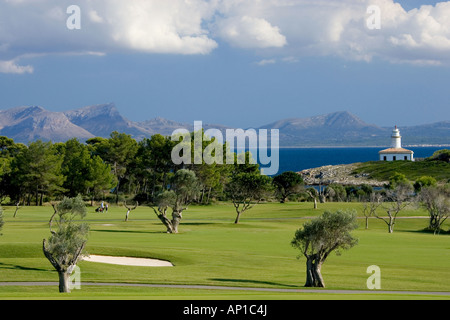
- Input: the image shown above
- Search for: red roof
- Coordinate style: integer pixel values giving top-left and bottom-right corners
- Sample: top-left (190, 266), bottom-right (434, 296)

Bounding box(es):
top-left (379, 148), bottom-right (413, 154)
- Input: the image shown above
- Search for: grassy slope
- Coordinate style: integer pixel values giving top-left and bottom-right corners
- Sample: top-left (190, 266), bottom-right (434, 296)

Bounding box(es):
top-left (353, 160), bottom-right (450, 182)
top-left (0, 202), bottom-right (449, 299)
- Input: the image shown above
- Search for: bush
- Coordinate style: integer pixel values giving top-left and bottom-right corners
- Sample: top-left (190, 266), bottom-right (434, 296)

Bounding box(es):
top-left (414, 176), bottom-right (437, 192)
top-left (428, 149), bottom-right (450, 162)
top-left (388, 172), bottom-right (410, 189)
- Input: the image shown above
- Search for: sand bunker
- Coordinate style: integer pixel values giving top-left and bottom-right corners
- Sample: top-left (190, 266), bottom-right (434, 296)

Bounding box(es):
top-left (82, 255), bottom-right (173, 267)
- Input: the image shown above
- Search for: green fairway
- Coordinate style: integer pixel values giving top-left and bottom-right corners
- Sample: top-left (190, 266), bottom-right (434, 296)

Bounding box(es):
top-left (0, 202), bottom-right (449, 300)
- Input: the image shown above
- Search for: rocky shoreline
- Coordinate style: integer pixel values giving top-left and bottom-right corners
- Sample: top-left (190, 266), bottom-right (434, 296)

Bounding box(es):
top-left (298, 163), bottom-right (387, 187)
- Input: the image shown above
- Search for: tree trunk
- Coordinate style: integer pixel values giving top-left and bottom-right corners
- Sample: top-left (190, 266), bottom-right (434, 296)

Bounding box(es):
top-left (171, 211), bottom-right (182, 233)
top-left (13, 203), bottom-right (20, 218)
top-left (206, 187), bottom-right (212, 204)
top-left (365, 216), bottom-right (369, 229)
top-left (152, 207), bottom-right (177, 233)
top-left (304, 257), bottom-right (325, 287)
top-left (58, 271), bottom-right (70, 293)
top-left (313, 261), bottom-right (325, 287)
top-left (304, 259), bottom-right (314, 287)
top-left (388, 215), bottom-right (394, 233)
top-left (200, 188), bottom-right (205, 204)
top-left (313, 198), bottom-right (317, 209)
top-left (35, 186), bottom-right (39, 206)
top-left (157, 215), bottom-right (174, 233)
top-left (429, 215), bottom-right (441, 234)
top-left (234, 211), bottom-right (242, 224)
top-left (319, 194), bottom-right (326, 203)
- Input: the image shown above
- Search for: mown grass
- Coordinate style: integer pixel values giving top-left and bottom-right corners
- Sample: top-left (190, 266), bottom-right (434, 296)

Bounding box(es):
top-left (0, 202), bottom-right (449, 300)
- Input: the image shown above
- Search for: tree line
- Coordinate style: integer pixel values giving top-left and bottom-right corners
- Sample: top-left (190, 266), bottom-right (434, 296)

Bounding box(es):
top-left (0, 131), bottom-right (262, 204)
top-left (0, 133), bottom-right (449, 233)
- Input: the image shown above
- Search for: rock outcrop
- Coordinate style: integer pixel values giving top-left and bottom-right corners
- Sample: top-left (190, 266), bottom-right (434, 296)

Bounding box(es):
top-left (298, 163), bottom-right (387, 187)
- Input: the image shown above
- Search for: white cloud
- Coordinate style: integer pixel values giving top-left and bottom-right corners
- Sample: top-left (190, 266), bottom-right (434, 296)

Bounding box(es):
top-left (1, 0), bottom-right (450, 73)
top-left (213, 0), bottom-right (450, 65)
top-left (216, 16), bottom-right (287, 49)
top-left (0, 0), bottom-right (219, 65)
top-left (88, 10), bottom-right (104, 24)
top-left (0, 59), bottom-right (33, 74)
top-left (256, 59), bottom-right (277, 66)
top-left (103, 0), bottom-right (218, 54)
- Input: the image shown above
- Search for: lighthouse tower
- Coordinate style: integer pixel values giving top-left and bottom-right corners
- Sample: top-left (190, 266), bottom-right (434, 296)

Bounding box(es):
top-left (379, 126), bottom-right (414, 161)
top-left (391, 125), bottom-right (402, 148)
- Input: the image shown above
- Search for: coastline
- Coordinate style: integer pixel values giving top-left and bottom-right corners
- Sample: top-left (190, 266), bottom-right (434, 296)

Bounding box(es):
top-left (276, 144), bottom-right (450, 149)
top-left (298, 163), bottom-right (387, 187)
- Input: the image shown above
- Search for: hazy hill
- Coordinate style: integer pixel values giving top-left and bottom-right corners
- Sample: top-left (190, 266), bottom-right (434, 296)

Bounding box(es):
top-left (136, 117), bottom-right (192, 136)
top-left (258, 111), bottom-right (388, 146)
top-left (0, 106), bottom-right (94, 143)
top-left (0, 105), bottom-right (448, 146)
top-left (398, 121), bottom-right (450, 146)
top-left (64, 103), bottom-right (153, 140)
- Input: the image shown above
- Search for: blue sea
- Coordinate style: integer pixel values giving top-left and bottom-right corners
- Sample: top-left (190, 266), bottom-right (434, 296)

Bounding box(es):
top-left (257, 146), bottom-right (446, 175)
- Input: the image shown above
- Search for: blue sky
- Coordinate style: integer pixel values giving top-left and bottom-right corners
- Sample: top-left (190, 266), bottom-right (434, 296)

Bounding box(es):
top-left (0, 0), bottom-right (449, 129)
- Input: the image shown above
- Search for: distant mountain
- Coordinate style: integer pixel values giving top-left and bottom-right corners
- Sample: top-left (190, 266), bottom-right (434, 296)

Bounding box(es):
top-left (0, 105), bottom-right (448, 146)
top-left (0, 104), bottom-right (233, 144)
top-left (0, 106), bottom-right (94, 143)
top-left (64, 103), bottom-right (153, 140)
top-left (65, 104), bottom-right (231, 139)
top-left (397, 121), bottom-right (450, 146)
top-left (258, 111), bottom-right (388, 146)
top-left (136, 117), bottom-right (193, 136)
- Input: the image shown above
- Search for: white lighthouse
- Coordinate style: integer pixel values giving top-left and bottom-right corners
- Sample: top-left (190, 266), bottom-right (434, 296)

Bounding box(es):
top-left (379, 126), bottom-right (414, 161)
top-left (391, 125), bottom-right (402, 148)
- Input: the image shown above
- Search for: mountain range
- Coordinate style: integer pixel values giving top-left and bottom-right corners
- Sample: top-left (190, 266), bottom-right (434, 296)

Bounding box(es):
top-left (0, 103), bottom-right (449, 147)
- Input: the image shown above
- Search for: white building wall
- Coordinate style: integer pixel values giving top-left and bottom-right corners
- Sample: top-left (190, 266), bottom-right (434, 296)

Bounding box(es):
top-left (380, 153), bottom-right (414, 161)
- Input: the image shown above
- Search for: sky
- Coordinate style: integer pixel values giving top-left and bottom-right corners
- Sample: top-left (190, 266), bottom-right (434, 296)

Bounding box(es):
top-left (0, 0), bottom-right (449, 129)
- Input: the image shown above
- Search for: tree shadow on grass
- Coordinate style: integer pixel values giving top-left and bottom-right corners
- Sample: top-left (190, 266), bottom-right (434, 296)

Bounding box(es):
top-left (402, 228), bottom-right (450, 235)
top-left (90, 229), bottom-right (167, 235)
top-left (0, 262), bottom-right (48, 272)
top-left (181, 222), bottom-right (218, 226)
top-left (210, 278), bottom-right (299, 288)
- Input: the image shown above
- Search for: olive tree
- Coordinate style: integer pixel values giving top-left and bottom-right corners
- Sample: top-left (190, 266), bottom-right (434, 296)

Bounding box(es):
top-left (225, 172), bottom-right (272, 224)
top-left (291, 210), bottom-right (358, 287)
top-left (376, 182), bottom-right (413, 233)
top-left (151, 169), bottom-right (200, 233)
top-left (272, 171), bottom-right (304, 203)
top-left (362, 192), bottom-right (383, 229)
top-left (418, 186), bottom-right (450, 234)
top-left (124, 201), bottom-right (138, 222)
top-left (43, 195), bottom-right (89, 293)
